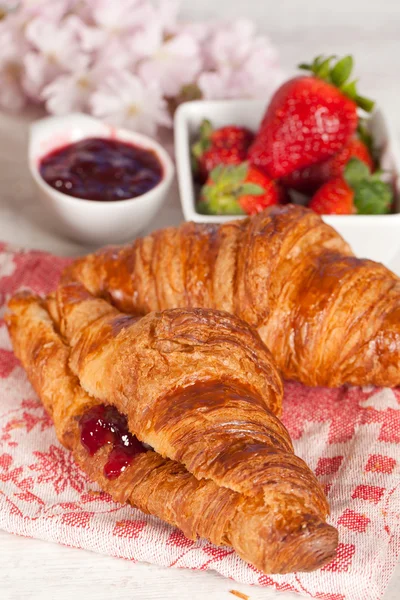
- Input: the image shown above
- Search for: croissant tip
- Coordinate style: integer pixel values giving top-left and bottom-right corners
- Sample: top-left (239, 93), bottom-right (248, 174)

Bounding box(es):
top-left (250, 518), bottom-right (338, 575)
top-left (285, 521), bottom-right (339, 574)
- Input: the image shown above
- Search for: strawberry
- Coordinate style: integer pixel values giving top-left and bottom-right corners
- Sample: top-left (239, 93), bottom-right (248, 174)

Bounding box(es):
top-left (308, 178), bottom-right (355, 215)
top-left (283, 137), bottom-right (375, 193)
top-left (192, 119), bottom-right (254, 183)
top-left (239, 166), bottom-right (283, 215)
top-left (198, 162), bottom-right (280, 216)
top-left (248, 55), bottom-right (374, 179)
top-left (309, 158), bottom-right (392, 215)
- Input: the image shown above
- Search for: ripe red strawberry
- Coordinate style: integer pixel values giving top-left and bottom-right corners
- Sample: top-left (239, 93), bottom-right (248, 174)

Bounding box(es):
top-left (308, 158), bottom-right (392, 215)
top-left (198, 162), bottom-right (280, 216)
top-left (283, 137), bottom-right (375, 193)
top-left (309, 178), bottom-right (355, 215)
top-left (192, 120), bottom-right (254, 183)
top-left (248, 55), bottom-right (374, 179)
top-left (239, 166), bottom-right (283, 215)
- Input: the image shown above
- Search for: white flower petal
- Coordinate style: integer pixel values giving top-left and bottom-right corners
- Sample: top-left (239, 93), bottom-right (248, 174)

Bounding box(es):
top-left (42, 71), bottom-right (92, 115)
top-left (22, 52), bottom-right (60, 100)
top-left (25, 16), bottom-right (89, 72)
top-left (91, 0), bottom-right (156, 32)
top-left (157, 0), bottom-right (181, 32)
top-left (90, 70), bottom-right (170, 135)
top-left (20, 0), bottom-right (71, 22)
top-left (138, 33), bottom-right (201, 97)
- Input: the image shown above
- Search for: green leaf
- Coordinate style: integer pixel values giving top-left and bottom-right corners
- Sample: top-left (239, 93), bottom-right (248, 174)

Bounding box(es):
top-left (355, 95), bottom-right (375, 113)
top-left (298, 54), bottom-right (375, 112)
top-left (353, 180), bottom-right (392, 214)
top-left (341, 81), bottom-right (375, 112)
top-left (344, 156), bottom-right (394, 214)
top-left (344, 157), bottom-right (371, 187)
top-left (315, 56), bottom-right (335, 80)
top-left (227, 162), bottom-right (249, 186)
top-left (298, 62), bottom-right (312, 71)
top-left (199, 119), bottom-right (213, 140)
top-left (209, 164), bottom-right (224, 182)
top-left (209, 163), bottom-right (249, 188)
top-left (331, 55), bottom-right (353, 87)
top-left (208, 194), bottom-right (245, 215)
top-left (341, 79), bottom-right (358, 100)
top-left (313, 55), bottom-right (326, 71)
top-left (191, 119), bottom-right (214, 159)
top-left (199, 183), bottom-right (214, 203)
top-left (240, 183), bottom-right (265, 196)
top-left (370, 170), bottom-right (385, 181)
top-left (357, 119), bottom-right (374, 155)
top-left (298, 56), bottom-right (326, 73)
top-left (190, 152), bottom-right (199, 174)
top-left (196, 201), bottom-right (211, 214)
top-left (191, 139), bottom-right (205, 159)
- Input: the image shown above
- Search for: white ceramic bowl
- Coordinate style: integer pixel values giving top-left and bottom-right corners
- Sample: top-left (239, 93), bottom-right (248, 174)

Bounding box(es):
top-left (174, 99), bottom-right (400, 266)
top-left (29, 113), bottom-right (174, 246)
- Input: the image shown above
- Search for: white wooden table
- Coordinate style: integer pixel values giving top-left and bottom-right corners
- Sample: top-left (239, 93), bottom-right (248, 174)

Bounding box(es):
top-left (1, 1), bottom-right (400, 598)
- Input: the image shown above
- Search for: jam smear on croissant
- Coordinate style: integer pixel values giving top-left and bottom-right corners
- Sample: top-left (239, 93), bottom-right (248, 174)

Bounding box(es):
top-left (79, 405), bottom-right (146, 479)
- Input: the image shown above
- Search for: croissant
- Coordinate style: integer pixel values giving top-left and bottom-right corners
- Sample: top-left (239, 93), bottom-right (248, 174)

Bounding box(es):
top-left (6, 284), bottom-right (338, 574)
top-left (65, 204), bottom-right (400, 388)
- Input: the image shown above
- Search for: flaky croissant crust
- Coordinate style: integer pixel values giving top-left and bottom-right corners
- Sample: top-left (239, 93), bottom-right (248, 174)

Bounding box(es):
top-left (6, 285), bottom-right (338, 574)
top-left (66, 204), bottom-right (400, 387)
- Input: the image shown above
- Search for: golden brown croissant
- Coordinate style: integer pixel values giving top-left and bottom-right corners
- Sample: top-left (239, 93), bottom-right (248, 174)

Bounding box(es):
top-left (6, 286), bottom-right (338, 574)
top-left (65, 204), bottom-right (400, 388)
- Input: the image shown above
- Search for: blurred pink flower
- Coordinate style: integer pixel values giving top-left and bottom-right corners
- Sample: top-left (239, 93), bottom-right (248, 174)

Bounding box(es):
top-left (127, 19), bottom-right (163, 61)
top-left (42, 69), bottom-right (93, 114)
top-left (203, 19), bottom-right (256, 71)
top-left (66, 14), bottom-right (107, 53)
top-left (90, 71), bottom-right (171, 135)
top-left (0, 2), bottom-right (283, 133)
top-left (23, 17), bottom-right (89, 100)
top-left (198, 19), bottom-right (284, 100)
top-left (138, 33), bottom-right (202, 97)
top-left (176, 21), bottom-right (211, 44)
top-left (90, 0), bottom-right (156, 33)
top-left (25, 16), bottom-right (88, 70)
top-left (71, 6), bottom-right (162, 65)
top-left (157, 0), bottom-right (181, 33)
top-left (19, 0), bottom-right (72, 22)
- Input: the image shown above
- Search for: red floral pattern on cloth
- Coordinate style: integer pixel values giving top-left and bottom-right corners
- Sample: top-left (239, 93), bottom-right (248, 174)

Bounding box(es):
top-left (0, 245), bottom-right (399, 600)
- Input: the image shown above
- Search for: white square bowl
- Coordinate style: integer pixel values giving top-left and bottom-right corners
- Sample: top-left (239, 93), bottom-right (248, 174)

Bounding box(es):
top-left (174, 99), bottom-right (400, 266)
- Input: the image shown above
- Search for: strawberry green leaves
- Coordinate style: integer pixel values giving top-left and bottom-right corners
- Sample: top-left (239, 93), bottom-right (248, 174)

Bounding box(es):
top-left (198, 163), bottom-right (273, 216)
top-left (344, 158), bottom-right (392, 214)
top-left (240, 183), bottom-right (265, 195)
top-left (191, 119), bottom-right (213, 159)
top-left (344, 157), bottom-right (371, 186)
top-left (298, 55), bottom-right (375, 113)
top-left (330, 56), bottom-right (353, 87)
top-left (200, 164), bottom-right (250, 214)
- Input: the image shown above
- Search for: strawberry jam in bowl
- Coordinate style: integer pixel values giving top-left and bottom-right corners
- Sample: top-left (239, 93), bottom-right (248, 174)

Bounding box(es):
top-left (39, 137), bottom-right (163, 202)
top-left (29, 113), bottom-right (174, 246)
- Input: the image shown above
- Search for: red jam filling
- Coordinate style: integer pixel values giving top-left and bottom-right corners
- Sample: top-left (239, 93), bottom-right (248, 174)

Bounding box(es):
top-left (79, 405), bottom-right (146, 480)
top-left (39, 137), bottom-right (163, 202)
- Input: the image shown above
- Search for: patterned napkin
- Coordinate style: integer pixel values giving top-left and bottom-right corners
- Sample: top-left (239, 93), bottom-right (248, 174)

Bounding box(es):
top-left (0, 244), bottom-right (399, 600)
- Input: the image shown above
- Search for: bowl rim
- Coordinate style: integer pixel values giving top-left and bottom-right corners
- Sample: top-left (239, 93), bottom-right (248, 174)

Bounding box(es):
top-left (174, 98), bottom-right (400, 224)
top-left (29, 114), bottom-right (175, 209)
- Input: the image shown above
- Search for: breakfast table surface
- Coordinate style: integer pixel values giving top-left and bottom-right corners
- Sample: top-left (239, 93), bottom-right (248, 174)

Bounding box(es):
top-left (1, 1), bottom-right (400, 599)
